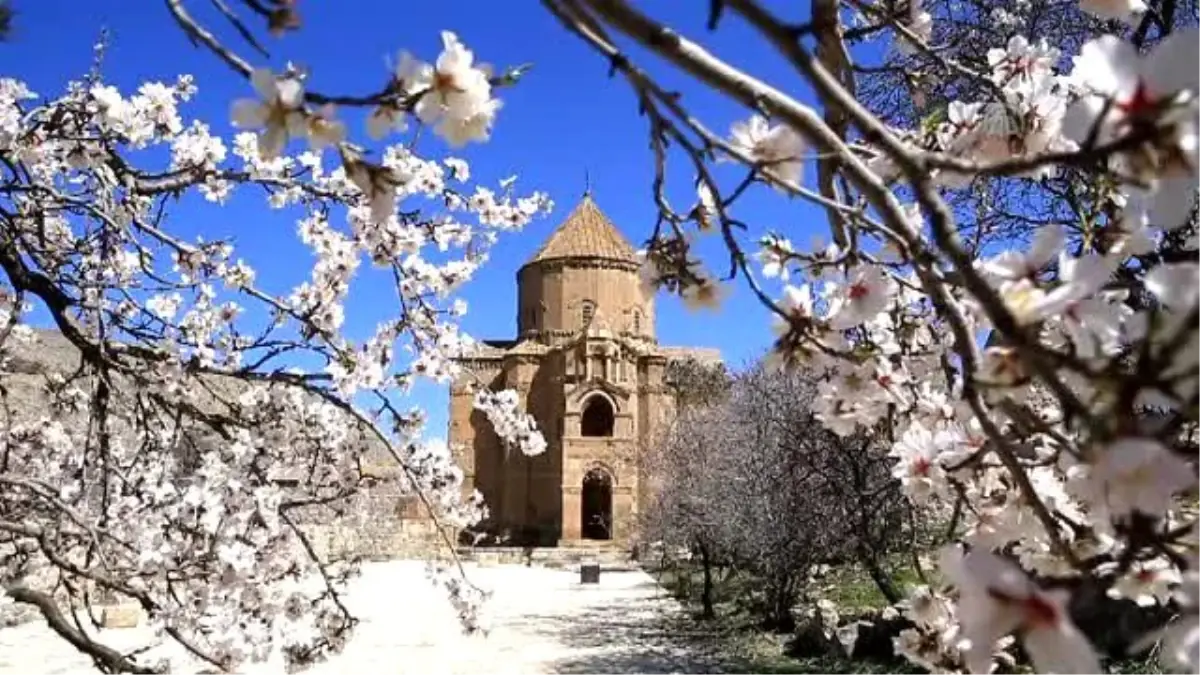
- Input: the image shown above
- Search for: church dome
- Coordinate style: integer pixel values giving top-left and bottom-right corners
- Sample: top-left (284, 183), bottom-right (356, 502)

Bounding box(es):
top-left (521, 195), bottom-right (639, 271)
top-left (516, 194), bottom-right (652, 342)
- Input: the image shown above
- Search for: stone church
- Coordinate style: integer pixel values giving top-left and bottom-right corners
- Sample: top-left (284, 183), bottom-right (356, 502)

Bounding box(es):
top-left (447, 194), bottom-right (719, 547)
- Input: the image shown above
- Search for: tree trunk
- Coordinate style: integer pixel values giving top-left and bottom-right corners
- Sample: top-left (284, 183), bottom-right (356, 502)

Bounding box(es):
top-left (856, 545), bottom-right (902, 605)
top-left (698, 539), bottom-right (716, 620)
top-left (766, 573), bottom-right (797, 633)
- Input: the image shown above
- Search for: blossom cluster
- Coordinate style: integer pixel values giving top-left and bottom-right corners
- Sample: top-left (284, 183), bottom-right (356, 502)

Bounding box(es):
top-left (665, 5), bottom-right (1198, 672)
top-left (748, 18), bottom-right (1200, 672)
top-left (0, 28), bottom-right (547, 671)
top-left (473, 389), bottom-right (548, 457)
top-left (233, 31), bottom-right (501, 162)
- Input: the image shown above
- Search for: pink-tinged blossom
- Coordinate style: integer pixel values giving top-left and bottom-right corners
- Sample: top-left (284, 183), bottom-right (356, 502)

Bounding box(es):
top-left (1090, 437), bottom-right (1194, 518)
top-left (1015, 252), bottom-right (1114, 324)
top-left (781, 283), bottom-right (813, 320)
top-left (986, 36), bottom-right (1060, 88)
top-left (1049, 288), bottom-right (1138, 360)
top-left (890, 422), bottom-right (947, 503)
top-left (940, 547), bottom-right (1100, 674)
top-left (935, 36), bottom-right (1074, 174)
top-left (824, 264), bottom-right (896, 329)
top-left (727, 115), bottom-right (806, 186)
top-left (772, 282), bottom-right (817, 341)
top-left (940, 101), bottom-right (984, 157)
top-left (1065, 30), bottom-right (1200, 230)
top-left (230, 68), bottom-right (307, 160)
top-left (1103, 557), bottom-right (1182, 606)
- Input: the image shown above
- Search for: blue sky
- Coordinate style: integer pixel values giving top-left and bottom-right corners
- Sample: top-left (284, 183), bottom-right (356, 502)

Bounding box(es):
top-left (2, 1), bottom-right (831, 440)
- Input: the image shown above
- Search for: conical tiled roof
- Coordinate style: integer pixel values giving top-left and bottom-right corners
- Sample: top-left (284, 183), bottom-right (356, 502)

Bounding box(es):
top-left (524, 195), bottom-right (639, 267)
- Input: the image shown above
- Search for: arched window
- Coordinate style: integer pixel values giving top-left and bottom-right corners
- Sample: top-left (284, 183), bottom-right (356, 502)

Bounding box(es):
top-left (632, 310), bottom-right (642, 334)
top-left (580, 395), bottom-right (615, 437)
top-left (581, 299), bottom-right (595, 326)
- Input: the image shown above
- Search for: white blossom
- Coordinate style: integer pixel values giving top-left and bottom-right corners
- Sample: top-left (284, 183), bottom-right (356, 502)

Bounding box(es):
top-left (1105, 557), bottom-right (1182, 606)
top-left (940, 547), bottom-right (1100, 674)
top-left (0, 57), bottom-right (550, 670)
top-left (1065, 30), bottom-right (1200, 230)
top-left (727, 115), bottom-right (806, 186)
top-left (401, 32), bottom-right (500, 147)
top-left (1088, 437), bottom-right (1194, 518)
top-left (1078, 0), bottom-right (1147, 24)
top-left (230, 68), bottom-right (308, 159)
top-left (824, 264), bottom-right (896, 329)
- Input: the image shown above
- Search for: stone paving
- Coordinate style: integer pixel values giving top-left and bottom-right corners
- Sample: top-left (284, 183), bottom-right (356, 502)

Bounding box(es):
top-left (0, 562), bottom-right (732, 674)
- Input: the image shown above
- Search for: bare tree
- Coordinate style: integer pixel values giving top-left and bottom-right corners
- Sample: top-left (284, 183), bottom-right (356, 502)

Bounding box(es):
top-left (645, 364), bottom-right (917, 628)
top-left (642, 403), bottom-right (737, 619)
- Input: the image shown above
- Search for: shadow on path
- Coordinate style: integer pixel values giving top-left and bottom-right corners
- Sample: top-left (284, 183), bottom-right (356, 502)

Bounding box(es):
top-left (509, 575), bottom-right (760, 674)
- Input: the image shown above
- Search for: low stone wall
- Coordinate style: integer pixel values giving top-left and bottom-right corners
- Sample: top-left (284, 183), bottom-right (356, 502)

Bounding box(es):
top-left (305, 518), bottom-right (452, 562)
top-left (285, 459), bottom-right (457, 562)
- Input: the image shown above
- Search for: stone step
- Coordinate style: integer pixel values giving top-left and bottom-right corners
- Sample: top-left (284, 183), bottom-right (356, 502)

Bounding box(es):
top-left (454, 545), bottom-right (632, 568)
top-left (555, 539), bottom-right (623, 549)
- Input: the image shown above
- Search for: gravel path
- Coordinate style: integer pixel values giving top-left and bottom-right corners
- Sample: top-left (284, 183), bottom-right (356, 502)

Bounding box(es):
top-left (0, 562), bottom-right (731, 674)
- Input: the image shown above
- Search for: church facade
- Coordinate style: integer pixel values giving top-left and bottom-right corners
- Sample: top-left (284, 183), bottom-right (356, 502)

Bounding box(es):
top-left (447, 195), bottom-right (719, 547)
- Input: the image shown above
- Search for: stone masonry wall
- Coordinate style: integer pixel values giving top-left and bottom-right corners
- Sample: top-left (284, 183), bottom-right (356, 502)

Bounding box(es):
top-left (290, 480), bottom-right (451, 562)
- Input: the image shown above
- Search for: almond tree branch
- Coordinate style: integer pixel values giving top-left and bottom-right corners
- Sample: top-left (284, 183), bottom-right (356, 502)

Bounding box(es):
top-left (4, 586), bottom-right (162, 674)
top-left (165, 0), bottom-right (531, 108)
top-left (558, 0), bottom-right (1086, 564)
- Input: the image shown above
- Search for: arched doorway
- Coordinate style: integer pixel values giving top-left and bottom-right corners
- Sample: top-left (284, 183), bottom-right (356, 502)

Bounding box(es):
top-left (580, 395), bottom-right (615, 437)
top-left (581, 468), bottom-right (613, 540)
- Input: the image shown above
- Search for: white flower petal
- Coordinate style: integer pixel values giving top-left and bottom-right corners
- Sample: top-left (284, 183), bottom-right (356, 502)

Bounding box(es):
top-left (284, 110), bottom-right (308, 138)
top-left (1145, 27), bottom-right (1200, 98)
top-left (1078, 0), bottom-right (1147, 24)
top-left (1062, 95), bottom-right (1109, 144)
top-left (414, 92), bottom-right (443, 126)
top-left (1145, 262), bottom-right (1199, 310)
top-left (1024, 607), bottom-right (1101, 673)
top-left (1073, 35), bottom-right (1140, 98)
top-left (367, 106), bottom-right (403, 140)
top-left (1028, 224), bottom-right (1066, 270)
top-left (230, 99), bottom-right (266, 129)
top-left (250, 67), bottom-right (277, 100)
top-left (275, 77), bottom-right (304, 108)
top-left (1152, 174), bottom-right (1199, 231)
top-left (258, 125), bottom-right (287, 160)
